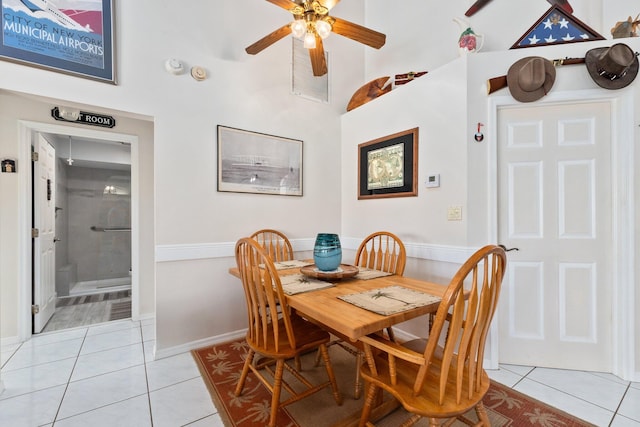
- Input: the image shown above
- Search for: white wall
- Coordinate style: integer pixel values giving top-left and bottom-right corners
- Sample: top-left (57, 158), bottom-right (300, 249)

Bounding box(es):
top-left (341, 56), bottom-right (469, 245)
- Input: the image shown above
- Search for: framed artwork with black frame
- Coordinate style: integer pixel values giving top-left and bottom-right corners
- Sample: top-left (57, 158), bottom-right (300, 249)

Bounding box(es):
top-left (358, 127), bottom-right (418, 200)
top-left (217, 125), bottom-right (303, 196)
top-left (0, 0), bottom-right (116, 83)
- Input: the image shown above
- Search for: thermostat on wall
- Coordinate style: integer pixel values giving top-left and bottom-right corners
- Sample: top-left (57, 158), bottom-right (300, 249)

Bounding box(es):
top-left (426, 174), bottom-right (440, 188)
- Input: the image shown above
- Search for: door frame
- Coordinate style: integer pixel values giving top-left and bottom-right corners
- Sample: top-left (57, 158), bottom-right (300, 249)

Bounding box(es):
top-left (16, 120), bottom-right (140, 341)
top-left (487, 89), bottom-right (636, 381)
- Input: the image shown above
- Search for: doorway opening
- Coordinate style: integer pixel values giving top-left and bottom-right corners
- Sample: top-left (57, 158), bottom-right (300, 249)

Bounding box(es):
top-left (38, 133), bottom-right (133, 333)
top-left (17, 119), bottom-right (141, 339)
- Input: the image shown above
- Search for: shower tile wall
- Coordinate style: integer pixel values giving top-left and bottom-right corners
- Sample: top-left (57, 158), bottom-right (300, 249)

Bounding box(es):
top-left (64, 166), bottom-right (131, 285)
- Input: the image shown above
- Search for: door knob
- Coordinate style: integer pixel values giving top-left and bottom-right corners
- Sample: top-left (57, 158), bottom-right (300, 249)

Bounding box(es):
top-left (498, 244), bottom-right (519, 252)
top-left (53, 237), bottom-right (61, 243)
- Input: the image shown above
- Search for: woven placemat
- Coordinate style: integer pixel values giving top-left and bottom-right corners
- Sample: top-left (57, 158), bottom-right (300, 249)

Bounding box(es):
top-left (354, 267), bottom-right (394, 280)
top-left (338, 285), bottom-right (440, 315)
top-left (279, 273), bottom-right (335, 295)
top-left (262, 260), bottom-right (314, 270)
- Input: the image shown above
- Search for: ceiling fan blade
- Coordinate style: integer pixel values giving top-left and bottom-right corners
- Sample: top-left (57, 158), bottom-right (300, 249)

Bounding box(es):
top-left (319, 0), bottom-right (340, 11)
top-left (245, 24), bottom-right (292, 55)
top-left (331, 17), bottom-right (385, 49)
top-left (266, 0), bottom-right (299, 12)
top-left (309, 35), bottom-right (328, 76)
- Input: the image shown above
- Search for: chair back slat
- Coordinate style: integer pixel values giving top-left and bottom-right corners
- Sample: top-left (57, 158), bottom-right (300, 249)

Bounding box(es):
top-left (250, 229), bottom-right (294, 262)
top-left (355, 231), bottom-right (407, 276)
top-left (416, 245), bottom-right (506, 405)
top-left (236, 237), bottom-right (296, 353)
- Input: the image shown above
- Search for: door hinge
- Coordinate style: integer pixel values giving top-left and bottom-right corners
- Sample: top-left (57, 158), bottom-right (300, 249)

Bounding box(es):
top-left (32, 304), bottom-right (40, 314)
top-left (31, 151), bottom-right (39, 161)
top-left (32, 228), bottom-right (39, 238)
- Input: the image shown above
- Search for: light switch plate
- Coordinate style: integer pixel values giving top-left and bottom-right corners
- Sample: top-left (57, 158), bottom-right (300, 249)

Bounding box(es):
top-left (447, 206), bottom-right (462, 221)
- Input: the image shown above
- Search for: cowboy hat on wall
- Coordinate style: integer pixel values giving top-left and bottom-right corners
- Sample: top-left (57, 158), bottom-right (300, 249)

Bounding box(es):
top-left (507, 56), bottom-right (556, 102)
top-left (585, 43), bottom-right (639, 89)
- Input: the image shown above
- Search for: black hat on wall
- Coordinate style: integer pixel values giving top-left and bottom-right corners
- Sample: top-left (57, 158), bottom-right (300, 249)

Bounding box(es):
top-left (585, 43), bottom-right (639, 90)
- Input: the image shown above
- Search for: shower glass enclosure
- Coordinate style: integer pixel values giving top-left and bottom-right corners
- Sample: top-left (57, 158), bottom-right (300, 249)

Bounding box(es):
top-left (55, 156), bottom-right (131, 297)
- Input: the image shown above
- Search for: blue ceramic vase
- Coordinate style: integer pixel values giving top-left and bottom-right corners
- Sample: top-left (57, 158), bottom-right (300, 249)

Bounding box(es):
top-left (313, 233), bottom-right (342, 271)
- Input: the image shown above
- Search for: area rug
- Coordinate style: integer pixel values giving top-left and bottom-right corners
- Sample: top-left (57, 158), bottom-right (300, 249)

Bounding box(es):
top-left (192, 339), bottom-right (595, 427)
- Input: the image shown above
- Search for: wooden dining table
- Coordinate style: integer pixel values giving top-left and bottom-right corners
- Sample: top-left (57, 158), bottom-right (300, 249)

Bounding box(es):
top-left (228, 262), bottom-right (447, 342)
top-left (228, 261), bottom-right (449, 426)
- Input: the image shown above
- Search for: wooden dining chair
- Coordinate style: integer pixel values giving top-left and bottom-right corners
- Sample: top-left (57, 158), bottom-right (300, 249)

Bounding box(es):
top-left (250, 229), bottom-right (294, 262)
top-left (357, 244), bottom-right (506, 426)
top-left (342, 231), bottom-right (407, 398)
top-left (354, 231), bottom-right (407, 276)
top-left (234, 237), bottom-right (342, 427)
top-left (250, 229), bottom-right (301, 367)
top-left (355, 231), bottom-right (407, 340)
top-left (318, 231), bottom-right (407, 399)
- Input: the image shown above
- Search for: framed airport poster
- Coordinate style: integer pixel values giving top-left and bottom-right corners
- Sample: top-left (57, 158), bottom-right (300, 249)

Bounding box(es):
top-left (0, 0), bottom-right (115, 83)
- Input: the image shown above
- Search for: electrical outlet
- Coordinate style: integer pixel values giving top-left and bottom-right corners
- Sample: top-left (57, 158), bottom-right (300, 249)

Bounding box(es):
top-left (447, 206), bottom-right (462, 221)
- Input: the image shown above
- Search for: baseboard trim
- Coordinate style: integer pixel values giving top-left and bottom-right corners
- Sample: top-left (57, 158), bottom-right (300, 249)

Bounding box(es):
top-left (153, 329), bottom-right (247, 361)
top-left (0, 335), bottom-right (20, 347)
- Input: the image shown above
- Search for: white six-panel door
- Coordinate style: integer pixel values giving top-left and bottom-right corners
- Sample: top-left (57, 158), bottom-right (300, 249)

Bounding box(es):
top-left (497, 101), bottom-right (612, 371)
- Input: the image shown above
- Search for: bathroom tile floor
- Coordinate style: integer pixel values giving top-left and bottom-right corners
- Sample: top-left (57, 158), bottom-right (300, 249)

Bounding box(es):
top-left (1, 319), bottom-right (639, 426)
top-left (42, 295), bottom-right (131, 333)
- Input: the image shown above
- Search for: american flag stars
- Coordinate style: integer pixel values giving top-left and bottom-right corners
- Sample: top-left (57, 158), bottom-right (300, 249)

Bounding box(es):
top-left (513, 7), bottom-right (604, 49)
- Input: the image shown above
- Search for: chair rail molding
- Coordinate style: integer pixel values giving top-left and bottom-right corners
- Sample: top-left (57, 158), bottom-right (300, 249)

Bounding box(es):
top-left (155, 238), bottom-right (475, 265)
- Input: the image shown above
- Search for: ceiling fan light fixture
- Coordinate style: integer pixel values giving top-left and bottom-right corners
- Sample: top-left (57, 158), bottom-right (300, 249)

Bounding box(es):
top-left (303, 31), bottom-right (316, 49)
top-left (315, 19), bottom-right (332, 39)
top-left (245, 0), bottom-right (386, 75)
top-left (291, 19), bottom-right (306, 38)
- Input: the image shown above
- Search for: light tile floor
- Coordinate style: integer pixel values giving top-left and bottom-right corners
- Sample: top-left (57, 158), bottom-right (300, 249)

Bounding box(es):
top-left (488, 363), bottom-right (640, 426)
top-left (1, 319), bottom-right (639, 426)
top-left (1, 319), bottom-right (223, 427)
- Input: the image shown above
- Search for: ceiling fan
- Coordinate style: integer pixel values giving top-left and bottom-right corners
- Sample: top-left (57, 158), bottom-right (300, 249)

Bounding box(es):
top-left (245, 0), bottom-right (386, 76)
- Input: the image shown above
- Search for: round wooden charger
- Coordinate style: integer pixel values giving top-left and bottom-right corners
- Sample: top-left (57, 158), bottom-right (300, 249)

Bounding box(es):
top-left (300, 264), bottom-right (359, 280)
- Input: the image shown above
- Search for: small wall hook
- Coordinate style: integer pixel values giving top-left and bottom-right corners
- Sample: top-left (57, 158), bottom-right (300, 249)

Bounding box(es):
top-left (474, 122), bottom-right (484, 142)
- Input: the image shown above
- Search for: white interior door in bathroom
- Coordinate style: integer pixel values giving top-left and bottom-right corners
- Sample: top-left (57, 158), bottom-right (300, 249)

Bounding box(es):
top-left (33, 134), bottom-right (57, 333)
